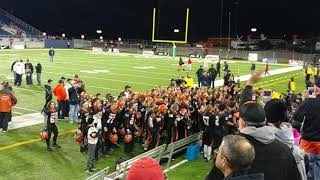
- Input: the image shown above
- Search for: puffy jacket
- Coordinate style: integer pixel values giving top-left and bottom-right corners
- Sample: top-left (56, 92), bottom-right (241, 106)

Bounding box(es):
top-left (52, 84), bottom-right (67, 101)
top-left (0, 88), bottom-right (17, 112)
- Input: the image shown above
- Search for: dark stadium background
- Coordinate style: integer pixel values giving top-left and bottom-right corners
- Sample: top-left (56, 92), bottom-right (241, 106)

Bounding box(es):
top-left (1, 0), bottom-right (320, 40)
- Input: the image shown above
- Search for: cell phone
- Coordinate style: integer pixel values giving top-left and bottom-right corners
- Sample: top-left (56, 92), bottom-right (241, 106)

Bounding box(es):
top-left (263, 90), bottom-right (272, 103)
top-left (308, 87), bottom-right (314, 95)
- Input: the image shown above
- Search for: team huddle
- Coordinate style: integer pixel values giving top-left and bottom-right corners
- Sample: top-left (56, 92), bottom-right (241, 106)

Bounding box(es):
top-left (39, 71), bottom-right (242, 173)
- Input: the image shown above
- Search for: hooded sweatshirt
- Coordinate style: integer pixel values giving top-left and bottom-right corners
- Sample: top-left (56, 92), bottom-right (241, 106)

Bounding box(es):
top-left (239, 125), bottom-right (301, 180)
top-left (268, 122), bottom-right (307, 180)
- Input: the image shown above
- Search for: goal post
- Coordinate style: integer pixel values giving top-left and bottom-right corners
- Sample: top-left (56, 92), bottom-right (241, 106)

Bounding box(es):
top-left (151, 8), bottom-right (190, 58)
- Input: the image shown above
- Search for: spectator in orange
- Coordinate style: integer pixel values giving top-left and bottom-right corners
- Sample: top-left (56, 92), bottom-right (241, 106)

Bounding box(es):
top-left (52, 80), bottom-right (67, 119)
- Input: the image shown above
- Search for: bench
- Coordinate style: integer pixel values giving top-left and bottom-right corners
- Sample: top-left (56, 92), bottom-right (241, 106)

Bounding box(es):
top-left (85, 167), bottom-right (110, 180)
top-left (163, 132), bottom-right (201, 169)
top-left (107, 144), bottom-right (167, 180)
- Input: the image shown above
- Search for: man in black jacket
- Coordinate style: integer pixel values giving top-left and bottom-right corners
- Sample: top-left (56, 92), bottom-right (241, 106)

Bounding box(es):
top-left (196, 66), bottom-right (204, 87)
top-left (35, 63), bottom-right (42, 85)
top-left (206, 71), bottom-right (301, 180)
top-left (49, 47), bottom-right (55, 62)
top-left (208, 64), bottom-right (217, 88)
top-left (216, 60), bottom-right (221, 77)
top-left (25, 59), bottom-right (34, 85)
top-left (68, 81), bottom-right (83, 124)
top-left (293, 77), bottom-right (320, 180)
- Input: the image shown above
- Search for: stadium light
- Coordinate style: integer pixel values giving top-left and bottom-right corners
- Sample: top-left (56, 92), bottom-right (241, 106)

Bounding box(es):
top-left (251, 28), bottom-right (257, 32)
top-left (96, 30), bottom-right (102, 34)
top-left (62, 33), bottom-right (66, 38)
top-left (174, 29), bottom-right (180, 33)
top-left (100, 36), bottom-right (103, 40)
top-left (42, 32), bottom-right (46, 36)
top-left (81, 35), bottom-right (85, 39)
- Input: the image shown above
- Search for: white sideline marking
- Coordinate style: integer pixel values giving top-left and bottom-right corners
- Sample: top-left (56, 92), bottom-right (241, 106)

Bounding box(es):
top-left (8, 113), bottom-right (43, 130)
top-left (164, 159), bottom-right (189, 173)
top-left (13, 106), bottom-right (39, 112)
top-left (204, 66), bottom-right (303, 87)
top-left (133, 66), bottom-right (155, 70)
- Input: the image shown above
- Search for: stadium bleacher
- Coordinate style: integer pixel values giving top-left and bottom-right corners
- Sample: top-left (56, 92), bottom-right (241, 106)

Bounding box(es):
top-left (0, 28), bottom-right (11, 36)
top-left (0, 8), bottom-right (41, 37)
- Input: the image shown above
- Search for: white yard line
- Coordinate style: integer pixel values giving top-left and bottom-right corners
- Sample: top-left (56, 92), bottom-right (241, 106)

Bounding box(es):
top-left (13, 106), bottom-right (39, 112)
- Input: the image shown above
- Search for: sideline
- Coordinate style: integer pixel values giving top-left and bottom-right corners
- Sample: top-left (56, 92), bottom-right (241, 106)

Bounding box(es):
top-left (0, 129), bottom-right (76, 151)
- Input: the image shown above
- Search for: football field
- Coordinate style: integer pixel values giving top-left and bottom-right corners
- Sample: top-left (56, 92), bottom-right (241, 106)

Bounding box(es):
top-left (0, 49), bottom-right (306, 179)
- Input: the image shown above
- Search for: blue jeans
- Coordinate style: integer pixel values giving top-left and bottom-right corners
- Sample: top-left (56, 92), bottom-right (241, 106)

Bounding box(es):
top-left (306, 153), bottom-right (320, 180)
top-left (69, 104), bottom-right (79, 123)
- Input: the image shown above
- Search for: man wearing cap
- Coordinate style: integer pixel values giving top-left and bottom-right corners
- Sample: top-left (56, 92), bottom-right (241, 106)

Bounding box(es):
top-left (206, 72), bottom-right (301, 180)
top-left (293, 77), bottom-right (320, 180)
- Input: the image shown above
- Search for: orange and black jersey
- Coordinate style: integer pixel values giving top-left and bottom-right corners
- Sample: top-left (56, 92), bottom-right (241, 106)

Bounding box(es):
top-left (45, 108), bottom-right (58, 124)
top-left (101, 107), bottom-right (117, 129)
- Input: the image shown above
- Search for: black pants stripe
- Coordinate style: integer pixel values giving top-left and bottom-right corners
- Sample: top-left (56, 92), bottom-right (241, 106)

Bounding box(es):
top-left (46, 123), bottom-right (58, 147)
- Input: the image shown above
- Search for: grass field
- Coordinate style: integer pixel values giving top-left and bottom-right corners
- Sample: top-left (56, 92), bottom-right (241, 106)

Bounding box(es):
top-left (0, 49), bottom-right (306, 180)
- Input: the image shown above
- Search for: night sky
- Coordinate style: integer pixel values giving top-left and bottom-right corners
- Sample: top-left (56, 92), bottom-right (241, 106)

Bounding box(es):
top-left (1, 0), bottom-right (320, 40)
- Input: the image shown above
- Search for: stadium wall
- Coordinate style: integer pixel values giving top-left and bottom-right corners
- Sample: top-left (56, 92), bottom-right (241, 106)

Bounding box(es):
top-left (73, 39), bottom-right (92, 50)
top-left (44, 39), bottom-right (74, 48)
top-left (25, 41), bottom-right (44, 48)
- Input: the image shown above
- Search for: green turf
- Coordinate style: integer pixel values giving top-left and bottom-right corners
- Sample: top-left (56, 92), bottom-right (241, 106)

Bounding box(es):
top-left (0, 49), bottom-right (306, 179)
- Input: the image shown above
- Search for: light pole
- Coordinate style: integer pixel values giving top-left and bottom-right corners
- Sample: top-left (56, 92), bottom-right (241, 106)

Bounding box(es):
top-left (227, 11), bottom-right (231, 58)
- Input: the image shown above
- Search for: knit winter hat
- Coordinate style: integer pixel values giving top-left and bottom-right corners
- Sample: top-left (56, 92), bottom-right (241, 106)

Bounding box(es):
top-left (239, 101), bottom-right (266, 126)
top-left (127, 157), bottom-right (164, 180)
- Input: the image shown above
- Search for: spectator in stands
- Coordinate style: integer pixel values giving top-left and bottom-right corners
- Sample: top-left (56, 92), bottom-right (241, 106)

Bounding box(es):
top-left (25, 59), bottom-right (34, 85)
top-left (206, 71), bottom-right (301, 180)
top-left (0, 82), bottom-right (17, 132)
top-left (11, 60), bottom-right (18, 83)
top-left (293, 77), bottom-right (320, 180)
top-left (126, 157), bottom-right (165, 180)
top-left (265, 99), bottom-right (307, 180)
top-left (35, 63), bottom-right (42, 86)
top-left (213, 135), bottom-right (264, 180)
top-left (49, 47), bottom-right (55, 62)
top-left (13, 60), bottom-right (25, 86)
top-left (52, 80), bottom-right (67, 119)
